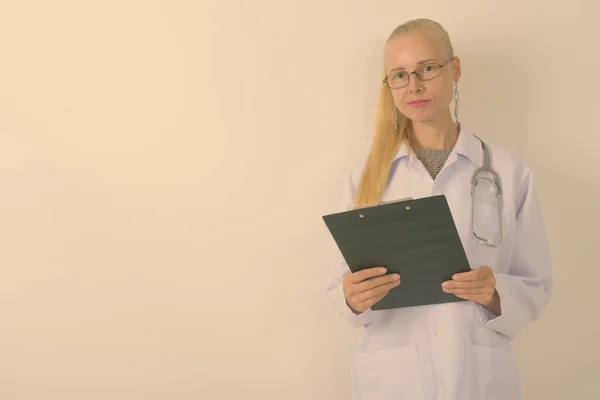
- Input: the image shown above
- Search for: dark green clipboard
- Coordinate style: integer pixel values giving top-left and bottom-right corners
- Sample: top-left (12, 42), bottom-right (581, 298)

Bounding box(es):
top-left (322, 195), bottom-right (471, 311)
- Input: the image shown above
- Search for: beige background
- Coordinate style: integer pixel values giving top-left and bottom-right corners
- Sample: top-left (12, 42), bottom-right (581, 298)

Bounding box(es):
top-left (0, 0), bottom-right (598, 399)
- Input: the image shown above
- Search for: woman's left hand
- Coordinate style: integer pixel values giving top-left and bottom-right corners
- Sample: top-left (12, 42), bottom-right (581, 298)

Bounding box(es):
top-left (442, 266), bottom-right (500, 314)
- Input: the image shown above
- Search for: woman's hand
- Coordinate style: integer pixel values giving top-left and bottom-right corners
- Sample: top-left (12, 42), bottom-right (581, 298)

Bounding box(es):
top-left (343, 267), bottom-right (401, 314)
top-left (442, 266), bottom-right (501, 315)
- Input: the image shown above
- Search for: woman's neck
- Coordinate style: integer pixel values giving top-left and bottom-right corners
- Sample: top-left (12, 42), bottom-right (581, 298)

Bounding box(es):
top-left (411, 118), bottom-right (459, 150)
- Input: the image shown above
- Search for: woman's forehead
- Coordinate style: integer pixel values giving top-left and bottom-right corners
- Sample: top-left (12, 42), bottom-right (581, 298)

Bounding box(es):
top-left (384, 31), bottom-right (446, 71)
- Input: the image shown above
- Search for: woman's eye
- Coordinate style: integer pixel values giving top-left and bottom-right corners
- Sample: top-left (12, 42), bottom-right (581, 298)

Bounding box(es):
top-left (395, 72), bottom-right (405, 79)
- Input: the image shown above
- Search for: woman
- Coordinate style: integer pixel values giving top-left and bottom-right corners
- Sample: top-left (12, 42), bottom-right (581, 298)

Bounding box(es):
top-left (326, 18), bottom-right (552, 400)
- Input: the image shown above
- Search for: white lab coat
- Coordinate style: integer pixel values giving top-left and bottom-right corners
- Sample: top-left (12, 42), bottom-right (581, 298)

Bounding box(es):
top-left (326, 124), bottom-right (552, 400)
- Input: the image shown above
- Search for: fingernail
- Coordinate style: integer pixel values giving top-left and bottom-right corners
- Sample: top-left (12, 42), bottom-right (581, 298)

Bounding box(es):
top-left (379, 268), bottom-right (387, 274)
top-left (394, 274), bottom-right (400, 279)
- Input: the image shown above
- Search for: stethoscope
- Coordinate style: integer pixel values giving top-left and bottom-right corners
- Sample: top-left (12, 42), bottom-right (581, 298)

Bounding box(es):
top-left (471, 135), bottom-right (503, 247)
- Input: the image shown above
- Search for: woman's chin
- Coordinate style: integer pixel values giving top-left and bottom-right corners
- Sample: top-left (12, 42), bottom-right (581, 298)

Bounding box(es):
top-left (405, 113), bottom-right (438, 124)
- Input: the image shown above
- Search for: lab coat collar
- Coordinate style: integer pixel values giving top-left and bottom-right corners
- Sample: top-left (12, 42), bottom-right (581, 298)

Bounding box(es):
top-left (453, 123), bottom-right (484, 167)
top-left (392, 122), bottom-right (483, 168)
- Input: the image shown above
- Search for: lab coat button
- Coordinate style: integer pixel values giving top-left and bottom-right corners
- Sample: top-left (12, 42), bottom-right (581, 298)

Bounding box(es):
top-left (436, 329), bottom-right (446, 338)
top-left (439, 386), bottom-right (446, 396)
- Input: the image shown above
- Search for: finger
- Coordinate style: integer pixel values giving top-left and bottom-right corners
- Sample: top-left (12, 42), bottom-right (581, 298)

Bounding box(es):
top-left (444, 287), bottom-right (494, 295)
top-left (345, 274), bottom-right (399, 306)
top-left (355, 280), bottom-right (400, 304)
top-left (355, 273), bottom-right (400, 293)
top-left (362, 282), bottom-right (400, 308)
top-left (452, 266), bottom-right (491, 281)
top-left (443, 274), bottom-right (496, 294)
top-left (361, 279), bottom-right (401, 301)
top-left (452, 270), bottom-right (482, 281)
top-left (363, 291), bottom-right (389, 309)
top-left (346, 266), bottom-right (387, 284)
top-left (442, 280), bottom-right (488, 290)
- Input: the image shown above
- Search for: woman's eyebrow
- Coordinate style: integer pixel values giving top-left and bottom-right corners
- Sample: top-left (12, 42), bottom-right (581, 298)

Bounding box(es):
top-left (388, 58), bottom-right (438, 73)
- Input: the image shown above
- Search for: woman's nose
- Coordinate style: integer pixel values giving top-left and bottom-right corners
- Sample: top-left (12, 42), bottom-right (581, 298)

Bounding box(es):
top-left (407, 73), bottom-right (424, 93)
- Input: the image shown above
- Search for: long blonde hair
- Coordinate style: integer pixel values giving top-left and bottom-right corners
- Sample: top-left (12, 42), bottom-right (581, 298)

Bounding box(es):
top-left (353, 18), bottom-right (455, 207)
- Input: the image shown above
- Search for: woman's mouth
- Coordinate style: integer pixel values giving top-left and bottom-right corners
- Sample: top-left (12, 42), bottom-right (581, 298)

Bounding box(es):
top-left (407, 100), bottom-right (431, 107)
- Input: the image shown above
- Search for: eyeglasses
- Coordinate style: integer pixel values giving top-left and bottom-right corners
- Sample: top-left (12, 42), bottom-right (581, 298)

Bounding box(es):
top-left (383, 57), bottom-right (455, 89)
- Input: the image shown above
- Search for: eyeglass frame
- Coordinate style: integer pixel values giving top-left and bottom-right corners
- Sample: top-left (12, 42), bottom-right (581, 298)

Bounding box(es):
top-left (382, 56), bottom-right (456, 89)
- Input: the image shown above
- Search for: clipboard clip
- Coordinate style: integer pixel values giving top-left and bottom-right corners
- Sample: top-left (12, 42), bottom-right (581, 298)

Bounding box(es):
top-left (352, 197), bottom-right (413, 212)
top-left (378, 196), bottom-right (413, 206)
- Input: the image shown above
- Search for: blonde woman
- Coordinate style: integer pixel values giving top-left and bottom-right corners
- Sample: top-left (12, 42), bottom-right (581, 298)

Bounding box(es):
top-left (326, 18), bottom-right (552, 400)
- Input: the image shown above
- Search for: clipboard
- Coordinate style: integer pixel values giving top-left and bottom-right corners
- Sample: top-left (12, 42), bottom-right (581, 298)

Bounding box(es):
top-left (322, 195), bottom-right (471, 311)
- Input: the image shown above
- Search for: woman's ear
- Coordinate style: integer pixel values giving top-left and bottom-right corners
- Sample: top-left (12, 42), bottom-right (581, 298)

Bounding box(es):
top-left (452, 56), bottom-right (461, 81)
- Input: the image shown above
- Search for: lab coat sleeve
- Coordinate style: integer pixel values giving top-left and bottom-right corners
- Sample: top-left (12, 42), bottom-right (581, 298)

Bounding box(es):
top-left (325, 170), bottom-right (374, 328)
top-left (475, 167), bottom-right (552, 340)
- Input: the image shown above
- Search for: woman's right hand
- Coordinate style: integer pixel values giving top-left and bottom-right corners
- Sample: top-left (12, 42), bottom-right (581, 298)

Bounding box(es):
top-left (343, 267), bottom-right (401, 313)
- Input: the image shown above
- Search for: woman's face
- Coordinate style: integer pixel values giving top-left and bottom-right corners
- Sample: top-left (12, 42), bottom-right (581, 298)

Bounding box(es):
top-left (383, 30), bottom-right (460, 124)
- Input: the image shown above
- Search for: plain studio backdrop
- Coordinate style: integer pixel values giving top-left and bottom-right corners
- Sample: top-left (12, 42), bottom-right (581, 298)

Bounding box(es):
top-left (0, 1), bottom-right (598, 399)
